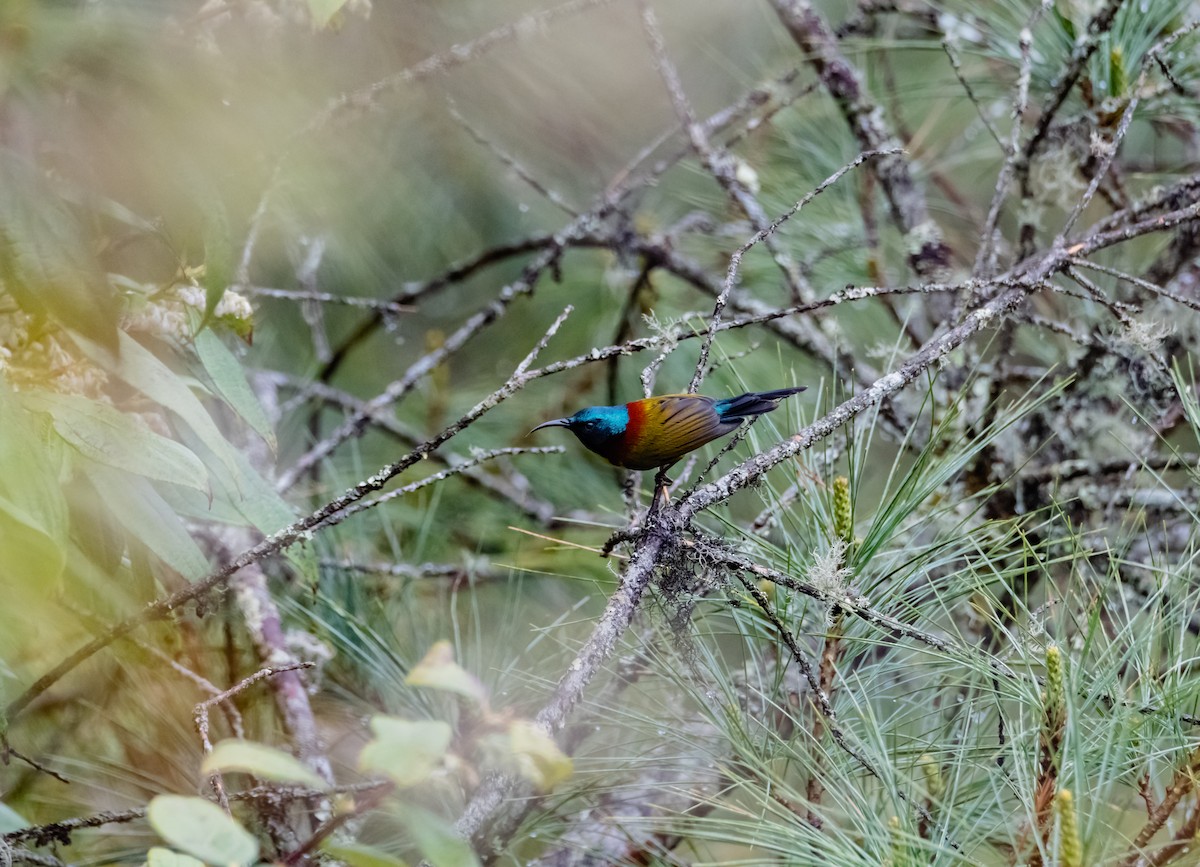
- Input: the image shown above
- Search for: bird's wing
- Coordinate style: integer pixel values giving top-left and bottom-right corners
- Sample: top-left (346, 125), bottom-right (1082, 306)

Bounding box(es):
top-left (622, 394), bottom-right (738, 470)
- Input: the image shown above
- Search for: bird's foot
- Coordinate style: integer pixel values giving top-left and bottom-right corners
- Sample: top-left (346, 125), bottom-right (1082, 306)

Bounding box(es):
top-left (649, 469), bottom-right (674, 514)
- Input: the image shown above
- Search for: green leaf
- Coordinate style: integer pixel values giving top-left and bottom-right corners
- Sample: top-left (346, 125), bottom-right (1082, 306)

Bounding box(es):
top-left (308, 0), bottom-right (351, 28)
top-left (201, 739), bottom-right (325, 788)
top-left (395, 805), bottom-right (480, 867)
top-left (146, 795), bottom-right (259, 867)
top-left (81, 464), bottom-right (210, 581)
top-left (147, 848), bottom-right (207, 867)
top-left (321, 841), bottom-right (410, 867)
top-left (193, 329), bottom-right (276, 452)
top-left (359, 717), bottom-right (452, 788)
top-left (20, 391), bottom-right (209, 493)
top-left (405, 641), bottom-right (488, 706)
top-left (71, 329), bottom-right (243, 482)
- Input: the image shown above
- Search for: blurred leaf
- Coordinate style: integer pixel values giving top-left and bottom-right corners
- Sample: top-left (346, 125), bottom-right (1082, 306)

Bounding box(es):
top-left (147, 795), bottom-right (259, 867)
top-left (72, 330), bottom-right (243, 481)
top-left (359, 717), bottom-right (451, 788)
top-left (200, 204), bottom-right (233, 328)
top-left (507, 720), bottom-right (572, 791)
top-left (173, 424), bottom-right (315, 584)
top-left (308, 0), bottom-right (352, 28)
top-left (0, 386), bottom-right (69, 585)
top-left (1052, 3), bottom-right (1077, 41)
top-left (1109, 46), bottom-right (1127, 99)
top-left (395, 805), bottom-right (481, 867)
top-left (147, 848), bottom-right (206, 867)
top-left (223, 447), bottom-right (297, 535)
top-left (193, 329), bottom-right (276, 452)
top-left (0, 154), bottom-right (118, 350)
top-left (82, 464), bottom-right (210, 582)
top-left (66, 471), bottom-right (127, 577)
top-left (0, 801), bottom-right (30, 833)
top-left (20, 391), bottom-right (209, 493)
top-left (201, 739), bottom-right (325, 788)
top-left (321, 841), bottom-right (410, 867)
top-left (406, 641), bottom-right (488, 706)
top-left (156, 481), bottom-right (252, 526)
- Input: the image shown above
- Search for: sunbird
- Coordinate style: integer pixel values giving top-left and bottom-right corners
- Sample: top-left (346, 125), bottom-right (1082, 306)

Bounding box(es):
top-left (531, 387), bottom-right (806, 472)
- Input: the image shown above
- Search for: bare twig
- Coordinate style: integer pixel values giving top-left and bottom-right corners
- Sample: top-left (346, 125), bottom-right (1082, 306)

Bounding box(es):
top-left (194, 662), bottom-right (317, 813)
top-left (270, 375), bottom-right (564, 525)
top-left (639, 0), bottom-right (812, 307)
top-left (246, 286), bottom-right (415, 314)
top-left (767, 0), bottom-right (954, 280)
top-left (973, 1), bottom-right (1051, 279)
top-left (687, 147), bottom-right (901, 393)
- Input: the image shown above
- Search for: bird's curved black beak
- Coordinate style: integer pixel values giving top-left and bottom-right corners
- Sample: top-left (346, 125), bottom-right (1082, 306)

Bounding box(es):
top-left (529, 418), bottom-right (571, 435)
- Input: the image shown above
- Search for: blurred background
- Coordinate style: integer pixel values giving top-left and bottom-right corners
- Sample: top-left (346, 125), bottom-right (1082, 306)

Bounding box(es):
top-left (3, 0), bottom-right (1200, 864)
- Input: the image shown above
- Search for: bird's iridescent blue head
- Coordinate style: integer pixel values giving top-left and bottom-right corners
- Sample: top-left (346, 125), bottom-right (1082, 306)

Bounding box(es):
top-left (530, 404), bottom-right (629, 450)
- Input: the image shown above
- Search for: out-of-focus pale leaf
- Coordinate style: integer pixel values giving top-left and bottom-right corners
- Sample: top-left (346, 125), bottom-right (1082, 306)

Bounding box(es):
top-left (0, 386), bottom-right (69, 586)
top-left (82, 464), bottom-right (210, 581)
top-left (72, 330), bottom-right (242, 481)
top-left (156, 482), bottom-right (246, 526)
top-left (201, 205), bottom-right (233, 328)
top-left (20, 391), bottom-right (209, 493)
top-left (395, 805), bottom-right (481, 867)
top-left (308, 0), bottom-right (351, 28)
top-left (406, 641), bottom-right (488, 706)
top-left (507, 721), bottom-right (572, 792)
top-left (146, 795), bottom-right (259, 867)
top-left (174, 425), bottom-right (314, 584)
top-left (194, 329), bottom-right (276, 451)
top-left (359, 717), bottom-right (451, 788)
top-left (0, 153), bottom-right (118, 350)
top-left (147, 847), bottom-right (206, 867)
top-left (321, 841), bottom-right (410, 867)
top-left (201, 739), bottom-right (325, 788)
top-left (0, 801), bottom-right (30, 833)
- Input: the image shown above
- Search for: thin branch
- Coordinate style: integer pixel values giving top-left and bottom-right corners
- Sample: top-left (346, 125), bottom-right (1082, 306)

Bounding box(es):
top-left (272, 375), bottom-right (564, 525)
top-left (639, 0), bottom-right (812, 307)
top-left (767, 0), bottom-right (954, 279)
top-left (1057, 89), bottom-right (1141, 240)
top-left (703, 544), bottom-right (1016, 681)
top-left (689, 147), bottom-right (901, 393)
top-left (246, 286), bottom-right (415, 314)
top-left (940, 37), bottom-right (1005, 150)
top-left (1069, 257), bottom-right (1200, 314)
top-left (194, 662), bottom-right (316, 814)
top-left (317, 235), bottom-right (556, 383)
top-left (1021, 0), bottom-right (1126, 169)
top-left (447, 101), bottom-right (579, 218)
top-left (973, 1), bottom-right (1051, 278)
top-left (2, 809), bottom-right (146, 848)
top-left (317, 446), bottom-right (564, 529)
top-left (276, 240), bottom-right (578, 492)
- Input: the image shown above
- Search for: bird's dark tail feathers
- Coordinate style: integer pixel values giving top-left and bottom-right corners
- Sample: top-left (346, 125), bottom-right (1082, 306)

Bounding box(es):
top-left (714, 386), bottom-right (806, 422)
